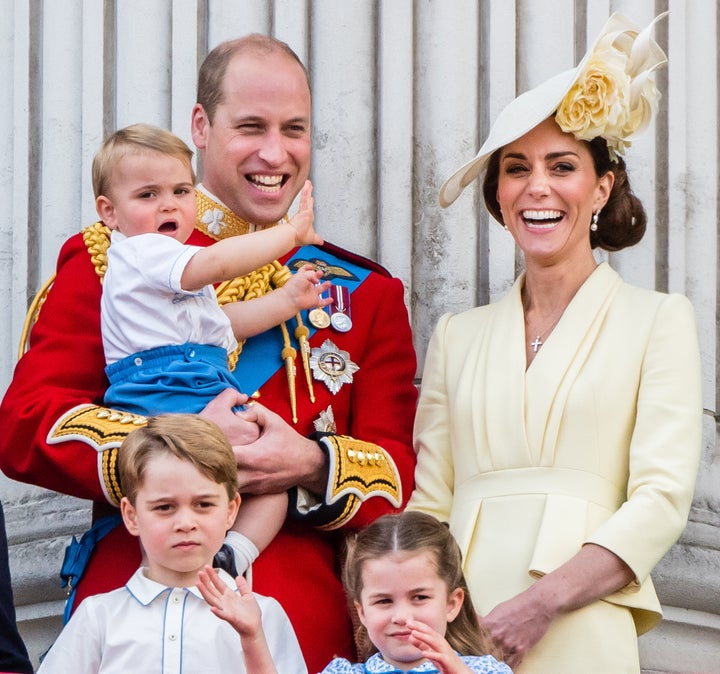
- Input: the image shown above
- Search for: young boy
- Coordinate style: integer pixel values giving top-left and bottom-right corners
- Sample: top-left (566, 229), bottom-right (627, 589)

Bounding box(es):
top-left (94, 123), bottom-right (332, 577)
top-left (38, 415), bottom-right (307, 673)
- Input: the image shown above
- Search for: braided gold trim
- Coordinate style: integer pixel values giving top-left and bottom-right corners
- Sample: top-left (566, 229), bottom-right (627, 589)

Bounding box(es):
top-left (82, 222), bottom-right (112, 283)
top-left (101, 447), bottom-right (123, 505)
top-left (317, 494), bottom-right (361, 531)
top-left (18, 271), bottom-right (56, 360)
top-left (48, 404), bottom-right (147, 447)
top-left (47, 404), bottom-right (148, 505)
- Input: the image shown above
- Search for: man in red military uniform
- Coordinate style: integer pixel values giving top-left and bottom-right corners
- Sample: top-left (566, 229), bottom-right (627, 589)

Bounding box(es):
top-left (0, 35), bottom-right (417, 673)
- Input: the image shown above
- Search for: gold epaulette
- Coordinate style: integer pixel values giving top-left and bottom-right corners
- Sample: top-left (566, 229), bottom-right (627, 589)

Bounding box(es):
top-left (316, 435), bottom-right (402, 530)
top-left (47, 404), bottom-right (148, 505)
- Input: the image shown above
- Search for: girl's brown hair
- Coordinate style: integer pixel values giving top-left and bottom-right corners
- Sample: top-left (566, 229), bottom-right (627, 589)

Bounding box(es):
top-left (343, 511), bottom-right (498, 660)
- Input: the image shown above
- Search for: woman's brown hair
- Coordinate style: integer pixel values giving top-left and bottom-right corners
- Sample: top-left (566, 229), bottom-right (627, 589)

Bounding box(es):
top-left (482, 120), bottom-right (647, 252)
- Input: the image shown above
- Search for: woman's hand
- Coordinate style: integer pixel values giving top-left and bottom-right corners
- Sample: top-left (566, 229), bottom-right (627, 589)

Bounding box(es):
top-left (481, 591), bottom-right (555, 669)
top-left (481, 543), bottom-right (635, 669)
top-left (408, 620), bottom-right (474, 674)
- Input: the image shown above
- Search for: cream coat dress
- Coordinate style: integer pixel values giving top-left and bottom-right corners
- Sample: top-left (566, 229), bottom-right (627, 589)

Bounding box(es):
top-left (408, 263), bottom-right (703, 674)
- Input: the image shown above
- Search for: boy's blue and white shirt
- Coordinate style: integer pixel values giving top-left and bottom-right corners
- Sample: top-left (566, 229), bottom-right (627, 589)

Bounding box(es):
top-left (38, 567), bottom-right (307, 673)
top-left (321, 652), bottom-right (513, 673)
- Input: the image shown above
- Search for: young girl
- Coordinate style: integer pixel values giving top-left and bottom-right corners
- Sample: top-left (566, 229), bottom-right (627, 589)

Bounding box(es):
top-left (198, 510), bottom-right (512, 673)
top-left (327, 511), bottom-right (512, 673)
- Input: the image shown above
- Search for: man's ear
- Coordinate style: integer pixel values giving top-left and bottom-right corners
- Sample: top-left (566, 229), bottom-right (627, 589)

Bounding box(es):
top-left (95, 195), bottom-right (118, 230)
top-left (120, 496), bottom-right (140, 538)
top-left (190, 104), bottom-right (210, 150)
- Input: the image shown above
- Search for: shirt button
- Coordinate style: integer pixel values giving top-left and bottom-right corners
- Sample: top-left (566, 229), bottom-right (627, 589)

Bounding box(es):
top-left (134, 357), bottom-right (142, 366)
top-left (172, 595), bottom-right (180, 604)
top-left (168, 634), bottom-right (177, 641)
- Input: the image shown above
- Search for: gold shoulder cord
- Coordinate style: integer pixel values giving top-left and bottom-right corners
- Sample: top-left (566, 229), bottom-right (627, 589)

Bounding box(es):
top-left (197, 193), bottom-right (314, 421)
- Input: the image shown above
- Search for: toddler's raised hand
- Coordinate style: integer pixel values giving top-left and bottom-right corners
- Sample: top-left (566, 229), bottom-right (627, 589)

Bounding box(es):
top-left (283, 264), bottom-right (333, 312)
top-left (289, 180), bottom-right (323, 246)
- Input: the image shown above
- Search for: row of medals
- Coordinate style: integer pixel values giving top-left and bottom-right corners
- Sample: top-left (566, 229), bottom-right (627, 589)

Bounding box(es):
top-left (308, 284), bottom-right (352, 333)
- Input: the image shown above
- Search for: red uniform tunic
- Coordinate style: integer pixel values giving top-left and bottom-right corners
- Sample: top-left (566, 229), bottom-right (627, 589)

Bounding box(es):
top-left (0, 209), bottom-right (418, 673)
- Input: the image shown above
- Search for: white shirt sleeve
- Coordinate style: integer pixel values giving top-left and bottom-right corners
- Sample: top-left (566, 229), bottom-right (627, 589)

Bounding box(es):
top-left (37, 599), bottom-right (104, 674)
top-left (256, 594), bottom-right (308, 674)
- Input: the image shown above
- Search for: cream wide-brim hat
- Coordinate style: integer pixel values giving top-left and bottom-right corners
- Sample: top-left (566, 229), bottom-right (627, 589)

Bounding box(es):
top-left (438, 12), bottom-right (667, 208)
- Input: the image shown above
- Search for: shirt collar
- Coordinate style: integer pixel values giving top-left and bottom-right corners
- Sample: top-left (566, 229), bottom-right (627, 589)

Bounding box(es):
top-left (125, 567), bottom-right (238, 606)
top-left (365, 653), bottom-right (440, 673)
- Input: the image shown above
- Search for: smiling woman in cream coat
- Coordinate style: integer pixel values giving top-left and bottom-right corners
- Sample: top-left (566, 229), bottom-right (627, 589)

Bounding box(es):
top-left (408, 14), bottom-right (703, 674)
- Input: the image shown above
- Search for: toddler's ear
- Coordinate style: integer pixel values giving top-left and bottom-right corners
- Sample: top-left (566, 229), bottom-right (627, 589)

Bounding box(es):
top-left (95, 195), bottom-right (119, 230)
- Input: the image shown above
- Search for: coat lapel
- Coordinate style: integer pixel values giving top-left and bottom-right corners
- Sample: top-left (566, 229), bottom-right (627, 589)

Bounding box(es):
top-left (525, 263), bottom-right (622, 463)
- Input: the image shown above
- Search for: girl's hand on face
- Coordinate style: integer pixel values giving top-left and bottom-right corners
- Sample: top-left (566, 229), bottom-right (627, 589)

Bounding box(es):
top-left (407, 620), bottom-right (475, 674)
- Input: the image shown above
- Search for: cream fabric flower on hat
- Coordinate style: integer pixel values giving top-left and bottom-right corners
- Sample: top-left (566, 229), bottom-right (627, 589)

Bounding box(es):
top-left (556, 13), bottom-right (666, 159)
top-left (439, 12), bottom-right (668, 207)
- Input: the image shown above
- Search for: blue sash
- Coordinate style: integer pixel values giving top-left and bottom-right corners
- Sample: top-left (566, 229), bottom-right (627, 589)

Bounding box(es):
top-left (232, 244), bottom-right (370, 393)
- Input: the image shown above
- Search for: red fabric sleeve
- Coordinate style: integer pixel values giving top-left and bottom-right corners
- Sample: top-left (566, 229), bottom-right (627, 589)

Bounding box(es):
top-left (0, 233), bottom-right (112, 501)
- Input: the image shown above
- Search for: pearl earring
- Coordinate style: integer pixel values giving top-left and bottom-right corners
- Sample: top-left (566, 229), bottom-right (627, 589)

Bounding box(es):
top-left (590, 210), bottom-right (600, 232)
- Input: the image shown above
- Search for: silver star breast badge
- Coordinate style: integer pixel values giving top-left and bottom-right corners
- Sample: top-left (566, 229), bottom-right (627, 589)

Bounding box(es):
top-left (310, 339), bottom-right (359, 395)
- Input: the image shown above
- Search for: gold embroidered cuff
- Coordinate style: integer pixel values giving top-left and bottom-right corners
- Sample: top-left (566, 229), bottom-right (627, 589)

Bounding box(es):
top-left (317, 434), bottom-right (402, 529)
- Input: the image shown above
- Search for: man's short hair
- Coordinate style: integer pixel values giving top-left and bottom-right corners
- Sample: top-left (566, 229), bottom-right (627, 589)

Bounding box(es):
top-left (197, 33), bottom-right (310, 124)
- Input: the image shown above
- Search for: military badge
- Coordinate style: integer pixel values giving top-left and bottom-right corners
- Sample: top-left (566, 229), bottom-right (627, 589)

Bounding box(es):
top-left (313, 405), bottom-right (337, 433)
top-left (310, 340), bottom-right (359, 394)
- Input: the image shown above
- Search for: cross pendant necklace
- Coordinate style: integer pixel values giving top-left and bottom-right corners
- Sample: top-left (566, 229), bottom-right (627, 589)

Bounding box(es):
top-left (526, 309), bottom-right (565, 354)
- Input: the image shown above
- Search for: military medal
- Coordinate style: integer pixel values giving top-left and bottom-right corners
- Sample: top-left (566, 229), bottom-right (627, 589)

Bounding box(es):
top-left (328, 285), bottom-right (352, 332)
top-left (330, 312), bottom-right (351, 332)
top-left (310, 339), bottom-right (359, 394)
top-left (308, 307), bottom-right (331, 329)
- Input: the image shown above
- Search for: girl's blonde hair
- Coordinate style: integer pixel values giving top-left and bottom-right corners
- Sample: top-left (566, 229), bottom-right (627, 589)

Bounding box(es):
top-left (343, 511), bottom-right (498, 660)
